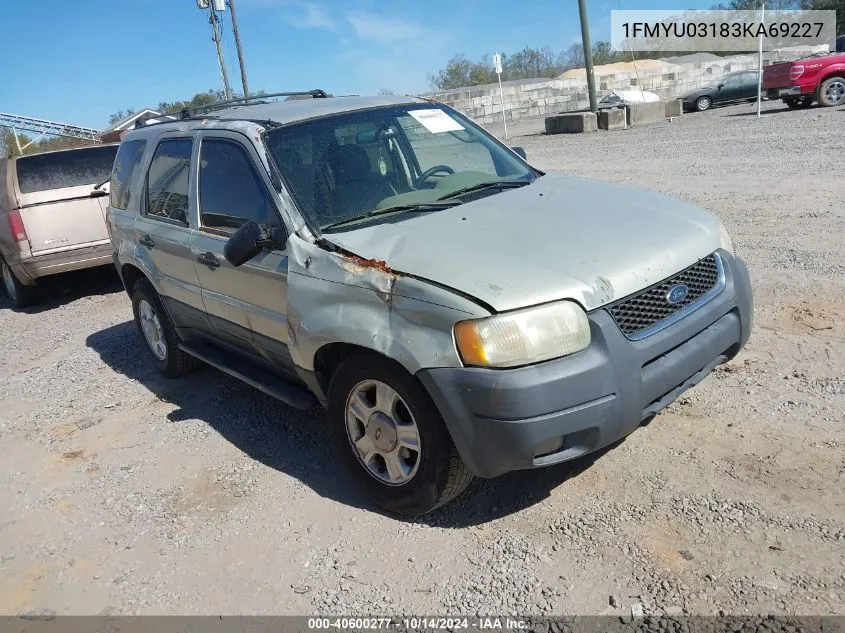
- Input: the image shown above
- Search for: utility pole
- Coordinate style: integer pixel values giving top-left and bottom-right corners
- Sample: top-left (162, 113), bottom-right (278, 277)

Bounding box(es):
top-left (757, 1), bottom-right (765, 118)
top-left (207, 1), bottom-right (233, 100)
top-left (227, 0), bottom-right (250, 100)
top-left (577, 0), bottom-right (598, 113)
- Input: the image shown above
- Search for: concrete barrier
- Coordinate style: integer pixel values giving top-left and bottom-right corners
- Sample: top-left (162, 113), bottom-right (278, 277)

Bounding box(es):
top-left (665, 99), bottom-right (684, 118)
top-left (598, 108), bottom-right (627, 131)
top-left (545, 112), bottom-right (597, 134)
top-left (628, 101), bottom-right (667, 127)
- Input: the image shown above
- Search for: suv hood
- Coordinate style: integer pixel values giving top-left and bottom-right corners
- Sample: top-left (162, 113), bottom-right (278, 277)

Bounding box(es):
top-left (326, 173), bottom-right (724, 313)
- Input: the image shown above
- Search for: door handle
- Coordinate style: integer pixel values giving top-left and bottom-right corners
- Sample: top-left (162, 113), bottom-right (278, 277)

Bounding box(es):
top-left (196, 251), bottom-right (220, 269)
top-left (139, 234), bottom-right (155, 249)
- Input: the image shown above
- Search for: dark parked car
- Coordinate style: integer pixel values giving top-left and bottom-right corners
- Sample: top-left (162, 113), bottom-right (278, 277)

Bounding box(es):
top-left (682, 71), bottom-right (760, 112)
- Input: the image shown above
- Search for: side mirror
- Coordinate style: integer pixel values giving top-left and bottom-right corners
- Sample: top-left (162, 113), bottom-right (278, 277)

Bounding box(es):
top-left (224, 221), bottom-right (264, 267)
top-left (718, 83), bottom-right (725, 90)
top-left (511, 146), bottom-right (527, 160)
top-left (223, 220), bottom-right (286, 266)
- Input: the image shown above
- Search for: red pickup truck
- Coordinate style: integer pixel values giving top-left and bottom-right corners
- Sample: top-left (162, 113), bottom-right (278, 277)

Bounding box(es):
top-left (763, 51), bottom-right (845, 109)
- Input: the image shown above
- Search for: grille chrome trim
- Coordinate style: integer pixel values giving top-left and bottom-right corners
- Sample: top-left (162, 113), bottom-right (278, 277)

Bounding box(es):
top-left (610, 253), bottom-right (726, 341)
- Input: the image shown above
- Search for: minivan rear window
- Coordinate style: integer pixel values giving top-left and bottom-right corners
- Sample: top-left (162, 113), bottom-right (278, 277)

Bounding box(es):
top-left (15, 145), bottom-right (119, 194)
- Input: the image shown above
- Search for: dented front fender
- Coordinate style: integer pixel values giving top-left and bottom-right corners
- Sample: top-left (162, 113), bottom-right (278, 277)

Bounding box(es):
top-left (285, 236), bottom-right (490, 379)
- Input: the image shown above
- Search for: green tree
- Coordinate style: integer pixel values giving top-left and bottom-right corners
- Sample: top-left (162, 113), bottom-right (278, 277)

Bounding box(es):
top-left (802, 0), bottom-right (845, 33)
top-left (592, 41), bottom-right (623, 65)
top-left (712, 0), bottom-right (799, 8)
top-left (428, 55), bottom-right (475, 90)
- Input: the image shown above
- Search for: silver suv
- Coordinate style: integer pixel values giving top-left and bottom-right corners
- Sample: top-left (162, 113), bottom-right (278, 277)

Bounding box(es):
top-left (107, 91), bottom-right (753, 515)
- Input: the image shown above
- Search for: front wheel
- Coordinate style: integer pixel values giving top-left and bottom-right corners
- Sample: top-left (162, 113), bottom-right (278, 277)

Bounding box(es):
top-left (818, 76), bottom-right (845, 107)
top-left (1, 258), bottom-right (38, 309)
top-left (695, 96), bottom-right (712, 112)
top-left (327, 353), bottom-right (473, 516)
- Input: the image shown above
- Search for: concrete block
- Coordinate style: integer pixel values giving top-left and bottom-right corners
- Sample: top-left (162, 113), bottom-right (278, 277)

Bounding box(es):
top-left (545, 112), bottom-right (597, 134)
top-left (664, 99), bottom-right (683, 118)
top-left (628, 101), bottom-right (666, 127)
top-left (598, 108), bottom-right (627, 131)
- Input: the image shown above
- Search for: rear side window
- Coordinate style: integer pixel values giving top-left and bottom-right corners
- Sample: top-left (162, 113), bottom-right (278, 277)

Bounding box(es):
top-left (110, 140), bottom-right (147, 210)
top-left (199, 139), bottom-right (277, 231)
top-left (15, 145), bottom-right (118, 194)
top-left (146, 139), bottom-right (192, 224)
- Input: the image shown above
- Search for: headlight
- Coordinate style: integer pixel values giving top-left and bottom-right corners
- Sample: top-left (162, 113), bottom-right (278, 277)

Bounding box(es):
top-left (454, 300), bottom-right (590, 368)
top-left (717, 220), bottom-right (734, 254)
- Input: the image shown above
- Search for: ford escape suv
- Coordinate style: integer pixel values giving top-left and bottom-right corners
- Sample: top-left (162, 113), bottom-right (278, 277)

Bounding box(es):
top-left (1, 144), bottom-right (119, 307)
top-left (107, 91), bottom-right (753, 516)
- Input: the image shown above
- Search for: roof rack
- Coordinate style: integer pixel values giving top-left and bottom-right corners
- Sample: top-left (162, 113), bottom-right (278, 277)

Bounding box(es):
top-left (180, 89), bottom-right (329, 119)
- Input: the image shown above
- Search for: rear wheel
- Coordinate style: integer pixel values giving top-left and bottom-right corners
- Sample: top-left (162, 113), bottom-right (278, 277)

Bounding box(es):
top-left (0, 258), bottom-right (38, 309)
top-left (695, 96), bottom-right (712, 112)
top-left (818, 77), bottom-right (845, 107)
top-left (785, 96), bottom-right (813, 109)
top-left (327, 353), bottom-right (473, 516)
top-left (130, 278), bottom-right (199, 377)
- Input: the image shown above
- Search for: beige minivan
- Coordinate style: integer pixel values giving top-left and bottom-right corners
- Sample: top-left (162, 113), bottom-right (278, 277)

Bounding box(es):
top-left (0, 144), bottom-right (118, 307)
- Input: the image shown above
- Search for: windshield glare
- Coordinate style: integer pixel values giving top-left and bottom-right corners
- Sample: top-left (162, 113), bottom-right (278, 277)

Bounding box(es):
top-left (265, 105), bottom-right (534, 230)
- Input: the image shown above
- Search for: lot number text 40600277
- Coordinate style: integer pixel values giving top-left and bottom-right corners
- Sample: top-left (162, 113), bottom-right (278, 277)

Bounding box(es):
top-left (307, 617), bottom-right (529, 630)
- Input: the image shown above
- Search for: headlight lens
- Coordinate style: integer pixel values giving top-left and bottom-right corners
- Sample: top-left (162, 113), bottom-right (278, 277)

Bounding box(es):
top-left (717, 220), bottom-right (734, 254)
top-left (454, 301), bottom-right (590, 368)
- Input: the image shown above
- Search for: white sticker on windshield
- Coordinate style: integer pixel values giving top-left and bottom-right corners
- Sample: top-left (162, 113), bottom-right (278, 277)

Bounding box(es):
top-left (408, 108), bottom-right (465, 134)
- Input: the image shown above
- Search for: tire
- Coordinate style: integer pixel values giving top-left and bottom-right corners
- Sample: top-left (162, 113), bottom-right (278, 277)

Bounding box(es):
top-left (785, 96), bottom-right (813, 110)
top-left (130, 278), bottom-right (200, 377)
top-left (818, 76), bottom-right (845, 107)
top-left (327, 353), bottom-right (473, 516)
top-left (1, 257), bottom-right (38, 309)
top-left (695, 96), bottom-right (712, 112)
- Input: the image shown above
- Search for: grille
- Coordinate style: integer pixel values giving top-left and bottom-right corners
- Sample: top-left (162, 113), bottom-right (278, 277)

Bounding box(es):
top-left (608, 253), bottom-right (720, 338)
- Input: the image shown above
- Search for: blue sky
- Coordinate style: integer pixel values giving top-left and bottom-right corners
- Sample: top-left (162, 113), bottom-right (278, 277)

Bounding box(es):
top-left (2, 0), bottom-right (712, 129)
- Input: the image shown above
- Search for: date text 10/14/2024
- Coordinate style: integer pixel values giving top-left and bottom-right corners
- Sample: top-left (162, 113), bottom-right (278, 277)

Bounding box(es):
top-left (307, 617), bottom-right (529, 630)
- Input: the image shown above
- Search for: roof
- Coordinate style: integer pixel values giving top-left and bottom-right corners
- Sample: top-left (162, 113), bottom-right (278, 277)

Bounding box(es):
top-left (209, 94), bottom-right (425, 125)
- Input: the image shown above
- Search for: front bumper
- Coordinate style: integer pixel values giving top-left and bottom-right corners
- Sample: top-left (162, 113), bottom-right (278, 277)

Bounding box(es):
top-left (417, 250), bottom-right (753, 478)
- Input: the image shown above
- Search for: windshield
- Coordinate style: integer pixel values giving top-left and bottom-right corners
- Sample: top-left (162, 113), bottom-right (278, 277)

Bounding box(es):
top-left (265, 104), bottom-right (535, 230)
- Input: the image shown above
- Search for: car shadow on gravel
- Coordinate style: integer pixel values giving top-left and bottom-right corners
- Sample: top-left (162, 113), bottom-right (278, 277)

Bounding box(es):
top-left (721, 106), bottom-right (794, 117)
top-left (86, 319), bottom-right (619, 524)
top-left (85, 320), bottom-right (373, 511)
top-left (0, 266), bottom-right (123, 314)
top-left (422, 441), bottom-right (619, 529)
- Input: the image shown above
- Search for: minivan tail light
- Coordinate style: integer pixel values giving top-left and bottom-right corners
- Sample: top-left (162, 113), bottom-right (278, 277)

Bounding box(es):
top-left (790, 65), bottom-right (805, 81)
top-left (8, 209), bottom-right (28, 242)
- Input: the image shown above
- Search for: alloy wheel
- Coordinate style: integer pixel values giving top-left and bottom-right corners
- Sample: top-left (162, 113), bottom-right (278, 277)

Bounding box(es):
top-left (138, 299), bottom-right (167, 361)
top-left (345, 379), bottom-right (421, 486)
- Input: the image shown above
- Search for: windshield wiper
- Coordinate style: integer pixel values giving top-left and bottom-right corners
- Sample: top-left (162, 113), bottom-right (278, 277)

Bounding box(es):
top-left (438, 179), bottom-right (532, 200)
top-left (321, 200), bottom-right (462, 231)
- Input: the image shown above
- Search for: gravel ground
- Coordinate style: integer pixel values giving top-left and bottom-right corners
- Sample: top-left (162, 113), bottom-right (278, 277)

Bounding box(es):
top-left (0, 100), bottom-right (843, 616)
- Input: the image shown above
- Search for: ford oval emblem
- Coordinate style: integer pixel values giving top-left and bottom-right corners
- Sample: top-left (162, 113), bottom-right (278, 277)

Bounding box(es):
top-left (666, 284), bottom-right (689, 305)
